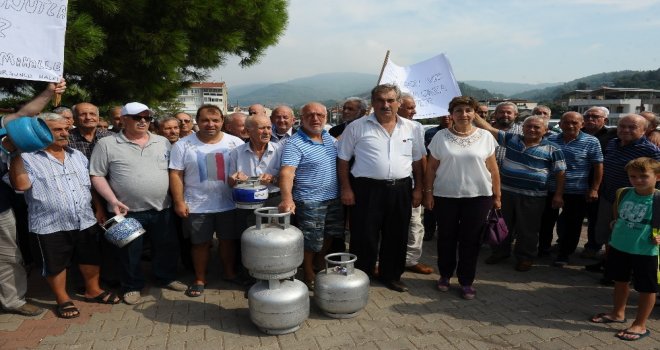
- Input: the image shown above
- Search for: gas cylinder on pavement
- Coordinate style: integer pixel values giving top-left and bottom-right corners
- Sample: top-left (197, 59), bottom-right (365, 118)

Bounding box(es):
top-left (314, 253), bottom-right (369, 318)
top-left (247, 278), bottom-right (310, 335)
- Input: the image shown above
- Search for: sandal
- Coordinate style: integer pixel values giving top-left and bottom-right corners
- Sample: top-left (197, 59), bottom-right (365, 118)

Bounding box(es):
top-left (84, 291), bottom-right (120, 304)
top-left (56, 301), bottom-right (80, 319)
top-left (185, 283), bottom-right (204, 297)
top-left (590, 312), bottom-right (626, 324)
top-left (616, 329), bottom-right (651, 341)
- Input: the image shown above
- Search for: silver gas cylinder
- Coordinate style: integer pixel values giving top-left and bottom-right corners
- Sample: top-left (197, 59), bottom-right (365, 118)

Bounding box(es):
top-left (241, 207), bottom-right (304, 280)
top-left (314, 253), bottom-right (370, 318)
top-left (248, 278), bottom-right (310, 335)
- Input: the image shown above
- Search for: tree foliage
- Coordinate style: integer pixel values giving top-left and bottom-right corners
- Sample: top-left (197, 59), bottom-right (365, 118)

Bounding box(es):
top-left (0, 0), bottom-right (288, 107)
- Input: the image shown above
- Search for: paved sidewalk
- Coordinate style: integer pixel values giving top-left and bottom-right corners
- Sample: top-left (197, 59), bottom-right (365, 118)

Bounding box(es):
top-left (1, 237), bottom-right (659, 349)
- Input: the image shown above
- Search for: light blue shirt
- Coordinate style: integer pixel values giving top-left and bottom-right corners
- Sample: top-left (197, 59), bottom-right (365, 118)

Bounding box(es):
top-left (21, 147), bottom-right (96, 234)
top-left (281, 129), bottom-right (339, 202)
top-left (228, 141), bottom-right (282, 193)
top-left (547, 132), bottom-right (603, 194)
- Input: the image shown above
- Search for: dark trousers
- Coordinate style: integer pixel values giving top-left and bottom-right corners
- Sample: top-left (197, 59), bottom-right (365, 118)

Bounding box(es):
top-left (120, 209), bottom-right (179, 292)
top-left (494, 191), bottom-right (546, 261)
top-left (423, 208), bottom-right (437, 238)
top-left (539, 193), bottom-right (588, 257)
top-left (584, 199), bottom-right (602, 252)
top-left (434, 196), bottom-right (492, 286)
top-left (349, 177), bottom-right (412, 282)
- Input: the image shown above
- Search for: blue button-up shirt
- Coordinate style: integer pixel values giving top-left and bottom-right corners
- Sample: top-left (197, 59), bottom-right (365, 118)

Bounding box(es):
top-left (21, 147), bottom-right (96, 234)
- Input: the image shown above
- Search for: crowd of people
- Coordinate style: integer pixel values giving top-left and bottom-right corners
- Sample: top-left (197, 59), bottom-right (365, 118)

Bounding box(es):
top-left (1, 79), bottom-right (660, 341)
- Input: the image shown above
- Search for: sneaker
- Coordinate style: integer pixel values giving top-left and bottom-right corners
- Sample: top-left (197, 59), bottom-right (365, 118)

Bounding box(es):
top-left (123, 291), bottom-right (142, 305)
top-left (461, 285), bottom-right (476, 300)
top-left (553, 256), bottom-right (569, 267)
top-left (165, 280), bottom-right (188, 291)
top-left (436, 277), bottom-right (450, 292)
top-left (7, 302), bottom-right (45, 316)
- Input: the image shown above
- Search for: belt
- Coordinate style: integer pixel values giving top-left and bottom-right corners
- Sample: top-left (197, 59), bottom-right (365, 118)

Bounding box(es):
top-left (357, 177), bottom-right (410, 186)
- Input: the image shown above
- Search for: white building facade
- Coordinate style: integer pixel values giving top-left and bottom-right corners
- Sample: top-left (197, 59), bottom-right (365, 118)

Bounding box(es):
top-left (177, 82), bottom-right (228, 115)
top-left (566, 87), bottom-right (660, 125)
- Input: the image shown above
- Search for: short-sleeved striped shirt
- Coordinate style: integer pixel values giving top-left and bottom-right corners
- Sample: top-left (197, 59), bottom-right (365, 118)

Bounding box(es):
top-left (281, 129), bottom-right (339, 202)
top-left (547, 132), bottom-right (603, 194)
top-left (21, 148), bottom-right (96, 234)
top-left (602, 137), bottom-right (660, 203)
top-left (497, 131), bottom-right (566, 197)
top-left (495, 123), bottom-right (522, 167)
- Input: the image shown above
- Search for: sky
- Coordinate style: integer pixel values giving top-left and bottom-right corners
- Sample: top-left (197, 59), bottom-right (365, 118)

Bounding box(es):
top-left (210, 0), bottom-right (660, 88)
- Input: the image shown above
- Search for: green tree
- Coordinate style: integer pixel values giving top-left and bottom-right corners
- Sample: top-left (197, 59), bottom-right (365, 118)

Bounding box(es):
top-left (0, 0), bottom-right (288, 107)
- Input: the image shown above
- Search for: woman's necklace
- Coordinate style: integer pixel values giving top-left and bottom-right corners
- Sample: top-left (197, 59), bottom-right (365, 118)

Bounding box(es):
top-left (451, 125), bottom-right (473, 136)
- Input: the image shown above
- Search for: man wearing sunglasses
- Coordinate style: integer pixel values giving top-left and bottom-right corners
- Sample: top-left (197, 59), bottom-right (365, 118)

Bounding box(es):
top-left (90, 102), bottom-right (186, 305)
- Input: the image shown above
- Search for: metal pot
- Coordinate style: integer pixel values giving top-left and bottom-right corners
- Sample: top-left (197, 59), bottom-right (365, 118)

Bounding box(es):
top-left (241, 207), bottom-right (303, 280)
top-left (101, 215), bottom-right (145, 248)
top-left (232, 177), bottom-right (269, 209)
top-left (248, 278), bottom-right (310, 335)
top-left (314, 253), bottom-right (369, 318)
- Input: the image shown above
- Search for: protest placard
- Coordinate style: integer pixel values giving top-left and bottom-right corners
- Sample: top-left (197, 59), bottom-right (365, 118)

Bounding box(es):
top-left (380, 53), bottom-right (461, 119)
top-left (0, 0), bottom-right (68, 82)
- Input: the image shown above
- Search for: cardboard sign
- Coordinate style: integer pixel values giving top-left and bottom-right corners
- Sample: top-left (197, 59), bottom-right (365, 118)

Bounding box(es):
top-left (0, 1), bottom-right (68, 82)
top-left (380, 53), bottom-right (461, 119)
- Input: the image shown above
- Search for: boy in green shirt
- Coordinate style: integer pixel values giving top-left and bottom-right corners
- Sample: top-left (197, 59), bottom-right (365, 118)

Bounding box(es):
top-left (590, 157), bottom-right (660, 341)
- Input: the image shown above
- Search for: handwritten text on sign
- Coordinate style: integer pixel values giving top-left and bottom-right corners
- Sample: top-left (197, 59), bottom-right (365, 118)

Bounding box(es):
top-left (0, 0), bottom-right (68, 82)
top-left (380, 54), bottom-right (461, 119)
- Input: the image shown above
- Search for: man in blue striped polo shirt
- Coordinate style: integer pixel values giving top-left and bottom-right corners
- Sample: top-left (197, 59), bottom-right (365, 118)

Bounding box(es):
top-left (594, 114), bottom-right (660, 251)
top-left (538, 112), bottom-right (603, 266)
top-left (278, 102), bottom-right (343, 289)
top-left (474, 114), bottom-right (566, 272)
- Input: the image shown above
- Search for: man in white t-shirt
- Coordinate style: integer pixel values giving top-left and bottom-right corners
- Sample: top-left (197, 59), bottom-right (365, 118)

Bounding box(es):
top-left (169, 105), bottom-right (245, 297)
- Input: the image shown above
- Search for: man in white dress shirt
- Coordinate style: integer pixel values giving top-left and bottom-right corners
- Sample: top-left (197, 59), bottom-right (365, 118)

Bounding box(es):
top-left (338, 84), bottom-right (425, 292)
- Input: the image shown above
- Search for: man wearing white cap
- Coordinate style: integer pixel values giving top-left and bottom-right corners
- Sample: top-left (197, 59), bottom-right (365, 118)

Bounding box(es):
top-left (90, 102), bottom-right (186, 305)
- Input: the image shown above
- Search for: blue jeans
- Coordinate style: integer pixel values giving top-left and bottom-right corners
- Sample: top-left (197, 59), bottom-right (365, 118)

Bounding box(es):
top-left (120, 209), bottom-right (179, 292)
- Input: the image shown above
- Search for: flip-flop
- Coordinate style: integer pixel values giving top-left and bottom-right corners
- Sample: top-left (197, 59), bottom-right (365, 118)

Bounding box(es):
top-left (185, 284), bottom-right (204, 297)
top-left (84, 291), bottom-right (120, 304)
top-left (616, 329), bottom-right (651, 341)
top-left (590, 312), bottom-right (626, 324)
top-left (56, 301), bottom-right (80, 319)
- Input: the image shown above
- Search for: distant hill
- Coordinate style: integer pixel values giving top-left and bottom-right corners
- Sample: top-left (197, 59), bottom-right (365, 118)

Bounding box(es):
top-left (229, 72), bottom-right (502, 107)
top-left (464, 80), bottom-right (561, 96)
top-left (229, 73), bottom-right (379, 107)
top-left (458, 82), bottom-right (506, 100)
top-left (511, 69), bottom-right (660, 101)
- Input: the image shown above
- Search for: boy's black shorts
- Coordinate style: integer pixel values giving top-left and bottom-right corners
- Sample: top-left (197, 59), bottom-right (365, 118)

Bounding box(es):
top-left (35, 225), bottom-right (101, 276)
top-left (605, 246), bottom-right (659, 293)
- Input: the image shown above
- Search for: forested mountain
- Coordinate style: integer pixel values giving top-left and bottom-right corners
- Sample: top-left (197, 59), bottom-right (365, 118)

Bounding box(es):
top-left (511, 69), bottom-right (659, 101)
top-left (229, 73), bottom-right (502, 107)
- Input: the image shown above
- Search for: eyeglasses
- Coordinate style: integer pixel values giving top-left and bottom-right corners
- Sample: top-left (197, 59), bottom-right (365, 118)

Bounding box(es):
top-left (178, 119), bottom-right (192, 123)
top-left (128, 115), bottom-right (154, 122)
top-left (584, 114), bottom-right (604, 119)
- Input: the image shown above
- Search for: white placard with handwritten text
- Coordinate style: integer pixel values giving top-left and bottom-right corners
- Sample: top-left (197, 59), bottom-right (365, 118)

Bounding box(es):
top-left (0, 1), bottom-right (68, 82)
top-left (380, 53), bottom-right (461, 119)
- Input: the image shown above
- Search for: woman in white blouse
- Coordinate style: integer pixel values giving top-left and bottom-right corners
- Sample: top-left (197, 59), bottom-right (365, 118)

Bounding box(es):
top-left (422, 96), bottom-right (501, 300)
